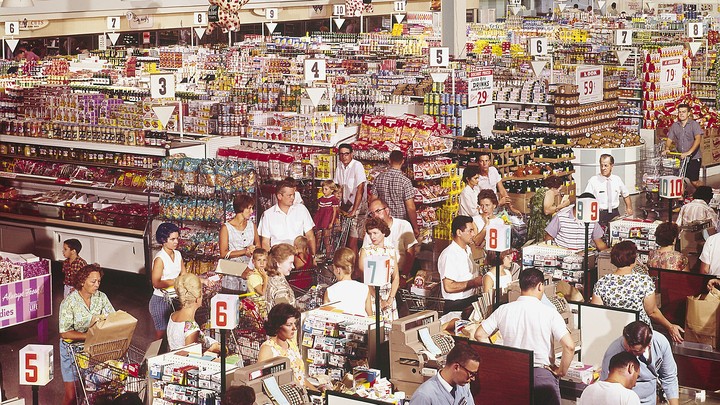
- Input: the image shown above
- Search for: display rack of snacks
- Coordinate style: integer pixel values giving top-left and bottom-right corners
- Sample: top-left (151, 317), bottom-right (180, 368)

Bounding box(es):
top-left (618, 86), bottom-right (643, 134)
top-left (608, 219), bottom-right (661, 264)
top-left (641, 45), bottom-right (691, 129)
top-left (553, 81), bottom-right (619, 137)
top-left (422, 76), bottom-right (468, 137)
top-left (521, 243), bottom-right (588, 292)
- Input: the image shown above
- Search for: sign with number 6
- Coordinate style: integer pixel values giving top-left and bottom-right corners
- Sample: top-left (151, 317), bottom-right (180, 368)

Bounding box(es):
top-left (5, 22), bottom-right (19, 36)
top-left (107, 16), bottom-right (121, 31)
top-left (659, 176), bottom-right (683, 199)
top-left (576, 197), bottom-right (599, 223)
top-left (211, 294), bottom-right (240, 329)
top-left (486, 222), bottom-right (511, 252)
top-left (20, 344), bottom-right (53, 386)
top-left (364, 255), bottom-right (391, 286)
top-left (529, 38), bottom-right (548, 56)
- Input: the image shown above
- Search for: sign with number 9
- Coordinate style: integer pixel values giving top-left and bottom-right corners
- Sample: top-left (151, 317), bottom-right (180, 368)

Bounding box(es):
top-left (576, 197), bottom-right (599, 223)
top-left (20, 344), bottom-right (53, 386)
top-left (211, 294), bottom-right (239, 329)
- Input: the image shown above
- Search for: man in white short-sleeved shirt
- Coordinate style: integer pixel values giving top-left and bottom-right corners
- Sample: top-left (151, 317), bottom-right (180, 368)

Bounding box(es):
top-left (476, 267), bottom-right (574, 405)
top-left (334, 143), bottom-right (367, 253)
top-left (700, 232), bottom-right (720, 275)
top-left (363, 199), bottom-right (418, 278)
top-left (579, 351), bottom-right (641, 405)
top-left (438, 216), bottom-right (484, 313)
top-left (584, 154), bottom-right (632, 226)
top-left (259, 179), bottom-right (316, 254)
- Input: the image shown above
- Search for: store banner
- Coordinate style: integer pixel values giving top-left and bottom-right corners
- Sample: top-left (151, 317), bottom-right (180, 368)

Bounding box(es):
top-left (660, 56), bottom-right (683, 89)
top-left (468, 68), bottom-right (493, 107)
top-left (575, 65), bottom-right (603, 104)
top-left (0, 274), bottom-right (51, 329)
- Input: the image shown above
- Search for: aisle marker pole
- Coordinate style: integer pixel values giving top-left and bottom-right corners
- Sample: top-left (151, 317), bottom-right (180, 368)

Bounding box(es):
top-left (221, 328), bottom-right (227, 399)
top-left (584, 223), bottom-right (590, 297)
top-left (494, 261), bottom-right (501, 310)
top-left (374, 285), bottom-right (381, 369)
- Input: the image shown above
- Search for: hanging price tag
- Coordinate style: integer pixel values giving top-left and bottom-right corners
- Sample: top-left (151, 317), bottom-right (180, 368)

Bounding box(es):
top-left (660, 56), bottom-right (683, 89)
top-left (429, 47), bottom-right (449, 67)
top-left (528, 37), bottom-right (548, 56)
top-left (576, 197), bottom-right (599, 223)
top-left (615, 29), bottom-right (632, 46)
top-left (304, 59), bottom-right (327, 82)
top-left (468, 68), bottom-right (493, 107)
top-left (211, 294), bottom-right (240, 329)
top-left (106, 16), bottom-right (121, 31)
top-left (486, 222), bottom-right (511, 252)
top-left (150, 73), bottom-right (176, 99)
top-left (394, 0), bottom-right (406, 12)
top-left (194, 12), bottom-right (208, 26)
top-left (687, 22), bottom-right (704, 38)
top-left (575, 65), bottom-right (603, 104)
top-left (364, 255), bottom-right (392, 286)
top-left (265, 8), bottom-right (278, 20)
top-left (659, 176), bottom-right (684, 199)
top-left (5, 22), bottom-right (19, 36)
top-left (19, 345), bottom-right (53, 386)
top-left (333, 4), bottom-right (346, 16)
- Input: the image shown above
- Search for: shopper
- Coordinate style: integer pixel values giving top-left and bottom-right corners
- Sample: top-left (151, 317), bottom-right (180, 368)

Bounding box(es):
top-left (482, 248), bottom-right (520, 305)
top-left (324, 248), bottom-right (372, 316)
top-left (259, 179), bottom-right (316, 254)
top-left (527, 176), bottom-right (571, 243)
top-left (363, 199), bottom-right (419, 279)
top-left (663, 103), bottom-right (704, 190)
top-left (477, 152), bottom-right (511, 205)
top-left (150, 222), bottom-right (186, 340)
top-left (475, 268), bottom-right (575, 405)
top-left (647, 222), bottom-right (688, 271)
top-left (59, 264), bottom-right (115, 405)
top-left (699, 232), bottom-right (720, 275)
top-left (61, 238), bottom-right (87, 297)
top-left (359, 217), bottom-right (399, 321)
top-left (608, 2), bottom-right (619, 16)
top-left (708, 278), bottom-right (720, 290)
top-left (676, 186), bottom-right (719, 233)
top-left (584, 154), bottom-right (633, 226)
top-left (370, 150), bottom-right (419, 234)
top-left (409, 343), bottom-right (479, 404)
top-left (601, 321), bottom-right (679, 405)
top-left (258, 303), bottom-right (305, 385)
top-left (334, 143), bottom-right (368, 254)
top-left (439, 215), bottom-right (484, 314)
top-left (459, 165), bottom-right (481, 216)
top-left (166, 273), bottom-right (220, 353)
top-left (544, 193), bottom-right (608, 251)
top-left (265, 243), bottom-right (296, 310)
top-left (579, 352), bottom-right (640, 405)
top-left (246, 249), bottom-right (269, 295)
top-left (314, 179), bottom-right (340, 257)
top-left (591, 241), bottom-right (684, 343)
top-left (470, 189), bottom-right (505, 252)
top-left (219, 194), bottom-right (259, 264)
top-left (290, 235), bottom-right (314, 290)
top-left (224, 386), bottom-right (256, 405)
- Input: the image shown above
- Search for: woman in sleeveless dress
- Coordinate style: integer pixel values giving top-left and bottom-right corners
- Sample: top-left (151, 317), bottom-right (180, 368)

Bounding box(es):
top-left (359, 217), bottom-right (399, 322)
top-left (220, 194), bottom-right (259, 264)
top-left (150, 222), bottom-right (186, 340)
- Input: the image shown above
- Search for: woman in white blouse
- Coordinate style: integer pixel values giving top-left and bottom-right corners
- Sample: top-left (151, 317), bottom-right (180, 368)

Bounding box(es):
top-left (459, 166), bottom-right (481, 216)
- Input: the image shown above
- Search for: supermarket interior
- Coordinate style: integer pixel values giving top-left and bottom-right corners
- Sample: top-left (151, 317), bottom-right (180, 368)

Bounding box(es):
top-left (2, 0), bottom-right (720, 404)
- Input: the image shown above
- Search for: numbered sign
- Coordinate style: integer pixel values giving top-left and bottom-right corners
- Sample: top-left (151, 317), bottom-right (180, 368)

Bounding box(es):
top-left (19, 345), bottom-right (53, 386)
top-left (529, 37), bottom-right (548, 56)
top-left (575, 65), bottom-right (603, 104)
top-left (333, 4), bottom-right (346, 16)
top-left (265, 8), bottom-right (278, 20)
top-left (688, 22), bottom-right (704, 39)
top-left (150, 73), bottom-right (176, 99)
top-left (660, 56), bottom-right (683, 89)
top-left (364, 255), bottom-right (392, 286)
top-left (394, 0), bottom-right (406, 12)
top-left (304, 59), bottom-right (327, 82)
top-left (194, 12), bottom-right (208, 26)
top-left (211, 294), bottom-right (240, 329)
top-left (429, 47), bottom-right (449, 67)
top-left (576, 197), bottom-right (599, 223)
top-left (106, 16), bottom-right (121, 31)
top-left (5, 22), bottom-right (19, 36)
top-left (468, 68), bottom-right (493, 107)
top-left (615, 29), bottom-right (632, 46)
top-left (659, 176), bottom-right (684, 199)
top-left (486, 222), bottom-right (511, 252)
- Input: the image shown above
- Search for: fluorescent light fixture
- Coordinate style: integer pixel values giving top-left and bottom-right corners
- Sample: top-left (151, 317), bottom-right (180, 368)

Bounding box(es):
top-left (2, 0), bottom-right (35, 6)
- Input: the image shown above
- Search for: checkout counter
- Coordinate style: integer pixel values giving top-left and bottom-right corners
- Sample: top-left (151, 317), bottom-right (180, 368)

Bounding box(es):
top-left (389, 310), bottom-right (455, 394)
top-left (230, 357), bottom-right (308, 405)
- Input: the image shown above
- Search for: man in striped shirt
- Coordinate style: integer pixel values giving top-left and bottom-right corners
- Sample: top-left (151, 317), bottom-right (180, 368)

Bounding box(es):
top-left (544, 193), bottom-right (609, 251)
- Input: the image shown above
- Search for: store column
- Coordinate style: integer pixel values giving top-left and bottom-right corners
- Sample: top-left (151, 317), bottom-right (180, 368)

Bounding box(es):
top-left (441, 0), bottom-right (467, 57)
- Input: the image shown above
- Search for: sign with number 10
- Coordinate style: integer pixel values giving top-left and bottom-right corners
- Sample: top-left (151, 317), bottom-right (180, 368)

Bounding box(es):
top-left (576, 197), bottom-right (599, 223)
top-left (659, 176), bottom-right (683, 199)
top-left (211, 294), bottom-right (239, 329)
top-left (364, 255), bottom-right (391, 286)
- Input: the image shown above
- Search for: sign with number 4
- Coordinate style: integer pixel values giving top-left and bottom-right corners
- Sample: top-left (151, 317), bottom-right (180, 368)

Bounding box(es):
top-left (659, 176), bottom-right (683, 199)
top-left (304, 59), bottom-right (327, 82)
top-left (615, 29), bottom-right (632, 46)
top-left (19, 345), bottom-right (53, 386)
top-left (364, 255), bottom-right (391, 286)
top-left (529, 38), bottom-right (548, 56)
top-left (211, 294), bottom-right (240, 329)
top-left (107, 16), bottom-right (121, 31)
top-left (266, 8), bottom-right (278, 20)
top-left (5, 22), bottom-right (19, 36)
top-left (150, 73), bottom-right (176, 99)
top-left (429, 47), bottom-right (449, 67)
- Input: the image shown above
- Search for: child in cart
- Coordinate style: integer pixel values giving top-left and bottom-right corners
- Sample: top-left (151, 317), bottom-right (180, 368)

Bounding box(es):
top-left (244, 249), bottom-right (269, 296)
top-left (314, 180), bottom-right (341, 257)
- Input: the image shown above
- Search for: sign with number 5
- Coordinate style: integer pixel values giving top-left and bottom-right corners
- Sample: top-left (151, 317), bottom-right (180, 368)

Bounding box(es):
top-left (20, 344), bottom-right (53, 386)
top-left (429, 47), bottom-right (449, 67)
top-left (211, 294), bottom-right (240, 329)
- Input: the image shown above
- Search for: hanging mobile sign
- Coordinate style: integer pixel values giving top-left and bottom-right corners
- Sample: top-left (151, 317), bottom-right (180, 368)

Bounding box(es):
top-left (333, 4), bottom-right (346, 16)
top-left (575, 65), bottom-right (603, 104)
top-left (660, 56), bottom-right (683, 89)
top-left (265, 8), bottom-right (278, 20)
top-left (687, 22), bottom-right (704, 39)
top-left (615, 29), bottom-right (632, 46)
top-left (5, 22), bottom-right (19, 36)
top-left (107, 16), bottom-right (121, 31)
top-left (528, 37), bottom-right (548, 56)
top-left (150, 73), bottom-right (176, 99)
top-left (468, 68), bottom-right (493, 107)
top-left (304, 59), bottom-right (327, 82)
top-left (429, 47), bottom-right (449, 67)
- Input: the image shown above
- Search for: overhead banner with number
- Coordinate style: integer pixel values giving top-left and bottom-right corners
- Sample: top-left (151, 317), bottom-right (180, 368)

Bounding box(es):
top-left (660, 56), bottom-right (683, 89)
top-left (468, 68), bottom-right (493, 108)
top-left (575, 65), bottom-right (603, 104)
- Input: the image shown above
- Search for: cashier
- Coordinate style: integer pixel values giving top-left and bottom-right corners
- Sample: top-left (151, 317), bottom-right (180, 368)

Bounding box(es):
top-left (409, 343), bottom-right (479, 404)
top-left (59, 264), bottom-right (115, 405)
top-left (258, 303), bottom-right (305, 386)
top-left (438, 216), bottom-right (484, 314)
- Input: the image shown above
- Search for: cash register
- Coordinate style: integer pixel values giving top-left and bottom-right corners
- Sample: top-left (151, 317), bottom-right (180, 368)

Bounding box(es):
top-left (230, 357), bottom-right (307, 405)
top-left (390, 310), bottom-right (455, 394)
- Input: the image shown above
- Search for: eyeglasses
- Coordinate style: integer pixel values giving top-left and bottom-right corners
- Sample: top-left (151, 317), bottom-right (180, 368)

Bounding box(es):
top-left (369, 207), bottom-right (388, 216)
top-left (339, 152), bottom-right (352, 156)
top-left (457, 363), bottom-right (477, 380)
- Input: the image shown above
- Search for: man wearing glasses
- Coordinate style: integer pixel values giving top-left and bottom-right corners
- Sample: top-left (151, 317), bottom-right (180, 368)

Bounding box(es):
top-left (334, 143), bottom-right (367, 253)
top-left (475, 268), bottom-right (574, 405)
top-left (409, 343), bottom-right (480, 404)
top-left (363, 199), bottom-right (418, 279)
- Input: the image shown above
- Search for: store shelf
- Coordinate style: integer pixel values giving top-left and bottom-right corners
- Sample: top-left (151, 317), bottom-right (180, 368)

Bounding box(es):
top-left (618, 114), bottom-right (643, 118)
top-left (0, 134), bottom-right (169, 156)
top-left (618, 96), bottom-right (642, 101)
top-left (532, 156), bottom-right (575, 163)
top-left (0, 154), bottom-right (155, 172)
top-left (0, 211), bottom-right (145, 237)
top-left (415, 195), bottom-right (450, 204)
top-left (237, 125), bottom-right (357, 148)
top-left (493, 100), bottom-right (553, 106)
top-left (0, 171), bottom-right (151, 196)
top-left (691, 81), bottom-right (715, 85)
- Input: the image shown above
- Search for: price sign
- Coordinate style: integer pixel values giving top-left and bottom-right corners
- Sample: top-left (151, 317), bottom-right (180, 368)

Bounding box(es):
top-left (660, 56), bottom-right (683, 89)
top-left (19, 345), bottom-right (53, 386)
top-left (576, 197), bottom-right (599, 223)
top-left (486, 222), bottom-right (511, 252)
top-left (211, 294), bottom-right (240, 329)
top-left (529, 37), bottom-right (548, 56)
top-left (265, 8), bottom-right (278, 20)
top-left (304, 59), bottom-right (327, 82)
top-left (659, 176), bottom-right (684, 199)
top-left (150, 73), bottom-right (176, 99)
top-left (364, 255), bottom-right (391, 286)
top-left (394, 0), bottom-right (406, 12)
top-left (615, 29), bottom-right (633, 46)
top-left (333, 4), bottom-right (346, 16)
top-left (106, 16), bottom-right (121, 31)
top-left (429, 47), bottom-right (449, 67)
top-left (194, 12), bottom-right (208, 25)
top-left (5, 22), bottom-right (19, 36)
top-left (688, 22), bottom-right (704, 38)
top-left (575, 65), bottom-right (603, 104)
top-left (468, 68), bottom-right (493, 107)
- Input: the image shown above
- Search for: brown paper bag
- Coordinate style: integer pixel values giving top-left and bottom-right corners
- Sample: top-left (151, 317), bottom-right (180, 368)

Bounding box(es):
top-left (685, 292), bottom-right (720, 350)
top-left (84, 310), bottom-right (138, 361)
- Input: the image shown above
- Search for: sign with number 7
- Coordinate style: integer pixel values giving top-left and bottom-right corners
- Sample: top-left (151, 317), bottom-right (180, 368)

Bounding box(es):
top-left (364, 255), bottom-right (391, 286)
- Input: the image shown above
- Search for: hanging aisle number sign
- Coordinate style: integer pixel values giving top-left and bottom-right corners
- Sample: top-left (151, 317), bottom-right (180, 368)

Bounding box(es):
top-left (615, 29), bottom-right (632, 46)
top-left (266, 8), bottom-right (278, 20)
top-left (194, 12), bottom-right (208, 25)
top-left (486, 222), bottom-right (511, 252)
top-left (333, 4), bottom-right (346, 16)
top-left (107, 16), bottom-right (121, 31)
top-left (659, 176), bottom-right (684, 199)
top-left (394, 1), bottom-right (406, 12)
top-left (304, 59), bottom-right (327, 82)
top-left (5, 22), bottom-right (19, 36)
top-left (576, 197), bottom-right (599, 223)
top-left (660, 56), bottom-right (683, 89)
top-left (150, 73), bottom-right (176, 99)
top-left (19, 345), bottom-right (53, 386)
top-left (468, 68), bottom-right (493, 107)
top-left (529, 37), bottom-right (548, 56)
top-left (364, 255), bottom-right (392, 286)
top-left (429, 47), bottom-right (449, 67)
top-left (211, 294), bottom-right (240, 329)
top-left (575, 65), bottom-right (603, 104)
top-left (688, 22), bottom-right (704, 38)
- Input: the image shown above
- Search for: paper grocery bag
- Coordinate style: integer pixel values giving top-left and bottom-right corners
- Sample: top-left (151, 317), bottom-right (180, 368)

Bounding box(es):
top-left (685, 291), bottom-right (720, 350)
top-left (84, 310), bottom-right (138, 362)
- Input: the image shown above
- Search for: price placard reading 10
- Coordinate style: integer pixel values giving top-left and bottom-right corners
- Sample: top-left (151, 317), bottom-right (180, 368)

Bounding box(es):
top-left (429, 47), bottom-right (449, 67)
top-left (150, 73), bottom-right (176, 99)
top-left (333, 4), bottom-right (346, 16)
top-left (660, 57), bottom-right (683, 89)
top-left (659, 176), bottom-right (683, 199)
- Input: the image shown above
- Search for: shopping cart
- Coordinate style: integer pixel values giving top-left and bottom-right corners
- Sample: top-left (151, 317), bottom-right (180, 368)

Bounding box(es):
top-left (67, 340), bottom-right (147, 405)
top-left (399, 289), bottom-right (449, 314)
top-left (289, 263), bottom-right (336, 311)
top-left (640, 147), bottom-right (689, 218)
top-left (315, 214), bottom-right (355, 263)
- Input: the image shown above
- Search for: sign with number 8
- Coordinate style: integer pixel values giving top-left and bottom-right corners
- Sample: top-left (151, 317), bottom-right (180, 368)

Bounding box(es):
top-left (486, 222), bottom-right (511, 252)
